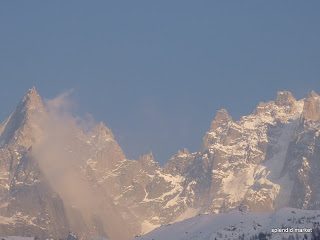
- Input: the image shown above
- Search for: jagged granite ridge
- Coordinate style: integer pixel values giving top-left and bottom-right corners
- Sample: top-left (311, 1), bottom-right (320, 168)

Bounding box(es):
top-left (0, 88), bottom-right (320, 240)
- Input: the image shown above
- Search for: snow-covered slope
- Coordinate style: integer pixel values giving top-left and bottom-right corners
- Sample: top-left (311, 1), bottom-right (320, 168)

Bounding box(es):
top-left (136, 208), bottom-right (320, 240)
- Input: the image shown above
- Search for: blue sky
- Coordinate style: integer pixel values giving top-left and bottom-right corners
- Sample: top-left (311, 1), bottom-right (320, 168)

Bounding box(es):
top-left (0, 1), bottom-right (319, 163)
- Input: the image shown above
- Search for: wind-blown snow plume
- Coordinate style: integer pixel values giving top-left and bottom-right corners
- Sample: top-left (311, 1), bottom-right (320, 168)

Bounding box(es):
top-left (30, 91), bottom-right (115, 238)
top-left (32, 93), bottom-right (93, 204)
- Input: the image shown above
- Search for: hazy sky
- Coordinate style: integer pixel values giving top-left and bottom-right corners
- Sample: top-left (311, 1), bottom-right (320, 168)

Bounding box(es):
top-left (0, 1), bottom-right (319, 163)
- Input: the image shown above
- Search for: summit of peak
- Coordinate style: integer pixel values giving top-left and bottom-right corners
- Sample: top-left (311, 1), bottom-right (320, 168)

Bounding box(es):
top-left (20, 86), bottom-right (44, 111)
top-left (302, 90), bottom-right (320, 121)
top-left (27, 86), bottom-right (38, 95)
top-left (95, 121), bottom-right (111, 131)
top-left (0, 87), bottom-right (44, 147)
top-left (24, 86), bottom-right (40, 100)
top-left (216, 108), bottom-right (230, 116)
top-left (210, 108), bottom-right (232, 130)
top-left (214, 108), bottom-right (232, 122)
top-left (91, 122), bottom-right (114, 140)
top-left (95, 121), bottom-right (109, 131)
top-left (139, 152), bottom-right (158, 167)
top-left (275, 90), bottom-right (296, 106)
top-left (139, 152), bottom-right (155, 161)
top-left (307, 90), bottom-right (320, 99)
top-left (177, 148), bottom-right (189, 156)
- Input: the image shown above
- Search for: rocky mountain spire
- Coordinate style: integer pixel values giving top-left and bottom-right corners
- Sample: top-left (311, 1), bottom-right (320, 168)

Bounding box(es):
top-left (20, 86), bottom-right (44, 111)
top-left (210, 108), bottom-right (232, 130)
top-left (275, 91), bottom-right (296, 107)
top-left (139, 152), bottom-right (158, 168)
top-left (302, 91), bottom-right (320, 121)
top-left (91, 122), bottom-right (115, 141)
top-left (0, 87), bottom-right (45, 147)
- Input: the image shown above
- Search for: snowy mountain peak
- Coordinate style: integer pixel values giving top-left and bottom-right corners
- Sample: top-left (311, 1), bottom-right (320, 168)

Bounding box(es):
top-left (0, 88), bottom-right (44, 147)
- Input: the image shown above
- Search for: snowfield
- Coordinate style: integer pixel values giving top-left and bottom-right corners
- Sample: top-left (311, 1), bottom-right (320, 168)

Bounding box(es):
top-left (135, 208), bottom-right (320, 240)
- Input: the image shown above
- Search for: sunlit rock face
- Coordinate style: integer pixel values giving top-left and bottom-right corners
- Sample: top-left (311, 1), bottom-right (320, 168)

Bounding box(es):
top-left (0, 89), bottom-right (320, 240)
top-left (302, 91), bottom-right (320, 121)
top-left (0, 89), bottom-right (69, 239)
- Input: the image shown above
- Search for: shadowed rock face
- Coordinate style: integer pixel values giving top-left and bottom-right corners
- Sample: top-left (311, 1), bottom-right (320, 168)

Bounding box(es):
top-left (0, 149), bottom-right (70, 239)
top-left (0, 89), bottom-right (320, 240)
